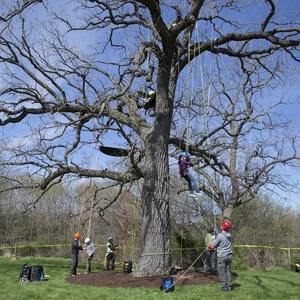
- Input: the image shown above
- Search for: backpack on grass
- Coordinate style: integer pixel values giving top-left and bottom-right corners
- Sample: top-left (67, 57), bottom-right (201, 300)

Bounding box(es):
top-left (160, 276), bottom-right (174, 293)
top-left (19, 264), bottom-right (44, 283)
top-left (31, 266), bottom-right (44, 282)
top-left (19, 264), bottom-right (32, 283)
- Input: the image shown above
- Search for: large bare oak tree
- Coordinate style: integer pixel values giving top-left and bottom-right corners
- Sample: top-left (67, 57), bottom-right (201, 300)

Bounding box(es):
top-left (0, 0), bottom-right (300, 276)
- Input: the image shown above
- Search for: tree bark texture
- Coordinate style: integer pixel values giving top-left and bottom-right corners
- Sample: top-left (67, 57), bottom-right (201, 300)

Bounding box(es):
top-left (134, 58), bottom-right (174, 275)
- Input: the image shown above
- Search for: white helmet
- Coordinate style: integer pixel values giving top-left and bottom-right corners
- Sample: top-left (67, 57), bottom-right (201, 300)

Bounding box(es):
top-left (85, 238), bottom-right (90, 244)
top-left (108, 236), bottom-right (113, 241)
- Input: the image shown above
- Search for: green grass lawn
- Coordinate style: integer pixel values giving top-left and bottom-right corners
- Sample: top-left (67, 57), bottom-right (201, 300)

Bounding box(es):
top-left (1, 257), bottom-right (299, 300)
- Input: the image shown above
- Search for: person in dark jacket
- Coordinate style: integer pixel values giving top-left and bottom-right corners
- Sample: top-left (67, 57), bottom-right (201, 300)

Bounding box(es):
top-left (208, 222), bottom-right (233, 292)
top-left (70, 233), bottom-right (85, 276)
top-left (178, 152), bottom-right (200, 197)
top-left (137, 90), bottom-right (156, 108)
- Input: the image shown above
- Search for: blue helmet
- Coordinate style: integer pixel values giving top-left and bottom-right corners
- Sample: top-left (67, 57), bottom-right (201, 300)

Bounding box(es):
top-left (182, 151), bottom-right (189, 158)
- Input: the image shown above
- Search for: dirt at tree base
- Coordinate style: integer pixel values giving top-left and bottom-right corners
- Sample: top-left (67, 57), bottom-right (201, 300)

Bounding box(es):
top-left (66, 269), bottom-right (237, 289)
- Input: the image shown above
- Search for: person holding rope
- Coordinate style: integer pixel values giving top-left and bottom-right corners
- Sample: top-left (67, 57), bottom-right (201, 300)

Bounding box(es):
top-left (205, 228), bottom-right (218, 274)
top-left (208, 222), bottom-right (233, 292)
top-left (70, 233), bottom-right (85, 276)
top-left (84, 237), bottom-right (95, 274)
top-left (105, 236), bottom-right (118, 271)
top-left (178, 152), bottom-right (201, 198)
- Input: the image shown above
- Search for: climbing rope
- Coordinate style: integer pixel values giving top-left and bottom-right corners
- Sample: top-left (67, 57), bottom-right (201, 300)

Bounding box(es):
top-left (77, 129), bottom-right (102, 237)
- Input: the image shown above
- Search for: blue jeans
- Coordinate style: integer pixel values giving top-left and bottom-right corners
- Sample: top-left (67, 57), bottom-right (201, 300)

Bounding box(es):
top-left (184, 172), bottom-right (200, 193)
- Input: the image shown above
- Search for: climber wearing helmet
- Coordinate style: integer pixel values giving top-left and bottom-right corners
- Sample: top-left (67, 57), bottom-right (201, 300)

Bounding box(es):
top-left (178, 151), bottom-right (201, 198)
top-left (136, 90), bottom-right (156, 116)
top-left (208, 221), bottom-right (233, 292)
top-left (70, 233), bottom-right (85, 276)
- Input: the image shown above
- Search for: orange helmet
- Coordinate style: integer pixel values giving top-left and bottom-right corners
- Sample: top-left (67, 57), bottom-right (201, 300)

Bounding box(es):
top-left (74, 233), bottom-right (81, 239)
top-left (221, 222), bottom-right (231, 230)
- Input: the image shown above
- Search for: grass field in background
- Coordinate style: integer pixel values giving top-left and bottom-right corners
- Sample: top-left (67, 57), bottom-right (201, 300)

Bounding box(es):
top-left (0, 256), bottom-right (299, 300)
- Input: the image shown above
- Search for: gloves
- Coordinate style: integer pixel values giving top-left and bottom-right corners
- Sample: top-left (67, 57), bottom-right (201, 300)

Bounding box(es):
top-left (207, 244), bottom-right (215, 251)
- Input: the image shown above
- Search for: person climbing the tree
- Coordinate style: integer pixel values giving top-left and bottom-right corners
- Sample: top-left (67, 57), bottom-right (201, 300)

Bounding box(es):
top-left (178, 151), bottom-right (201, 198)
top-left (84, 237), bottom-right (95, 274)
top-left (136, 90), bottom-right (156, 116)
top-left (105, 237), bottom-right (117, 271)
top-left (208, 222), bottom-right (233, 292)
top-left (205, 228), bottom-right (218, 274)
top-left (70, 233), bottom-right (85, 276)
top-left (116, 90), bottom-right (156, 116)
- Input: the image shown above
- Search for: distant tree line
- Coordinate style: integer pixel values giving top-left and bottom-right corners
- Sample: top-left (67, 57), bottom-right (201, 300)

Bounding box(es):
top-left (1, 173), bottom-right (299, 270)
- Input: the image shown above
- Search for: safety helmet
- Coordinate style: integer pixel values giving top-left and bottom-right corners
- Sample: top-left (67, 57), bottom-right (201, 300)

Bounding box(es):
top-left (221, 221), bottom-right (231, 230)
top-left (108, 236), bottom-right (113, 241)
top-left (74, 233), bottom-right (81, 239)
top-left (149, 91), bottom-right (155, 95)
top-left (85, 238), bottom-right (90, 244)
top-left (182, 151), bottom-right (189, 158)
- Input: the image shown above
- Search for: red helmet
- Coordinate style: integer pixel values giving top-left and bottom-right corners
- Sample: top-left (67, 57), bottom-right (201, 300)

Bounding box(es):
top-left (74, 233), bottom-right (81, 239)
top-left (221, 222), bottom-right (231, 230)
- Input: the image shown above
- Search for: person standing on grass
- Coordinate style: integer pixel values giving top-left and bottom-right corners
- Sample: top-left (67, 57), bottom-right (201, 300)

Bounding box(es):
top-left (205, 228), bottom-right (217, 274)
top-left (84, 238), bottom-right (95, 274)
top-left (105, 236), bottom-right (116, 271)
top-left (208, 221), bottom-right (233, 292)
top-left (70, 233), bottom-right (85, 276)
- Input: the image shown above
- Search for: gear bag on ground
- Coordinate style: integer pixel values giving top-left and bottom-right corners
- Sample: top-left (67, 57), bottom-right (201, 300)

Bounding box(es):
top-left (160, 276), bottom-right (175, 293)
top-left (19, 264), bottom-right (44, 283)
top-left (123, 261), bottom-right (132, 273)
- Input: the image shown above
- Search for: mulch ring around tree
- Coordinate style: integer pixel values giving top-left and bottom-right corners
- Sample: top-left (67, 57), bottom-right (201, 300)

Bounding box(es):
top-left (66, 269), bottom-right (237, 289)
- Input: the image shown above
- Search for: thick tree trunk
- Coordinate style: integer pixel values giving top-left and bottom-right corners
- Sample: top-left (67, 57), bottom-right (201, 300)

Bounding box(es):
top-left (134, 176), bottom-right (171, 276)
top-left (223, 205), bottom-right (234, 222)
top-left (134, 67), bottom-right (173, 276)
top-left (134, 113), bottom-right (172, 276)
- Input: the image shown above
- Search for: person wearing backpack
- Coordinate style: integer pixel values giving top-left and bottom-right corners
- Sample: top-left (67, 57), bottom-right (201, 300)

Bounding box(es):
top-left (84, 238), bottom-right (95, 274)
top-left (70, 233), bottom-right (85, 276)
top-left (208, 222), bottom-right (233, 292)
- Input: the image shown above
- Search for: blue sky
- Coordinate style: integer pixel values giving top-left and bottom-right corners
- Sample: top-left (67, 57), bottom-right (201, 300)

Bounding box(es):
top-left (0, 0), bottom-right (300, 210)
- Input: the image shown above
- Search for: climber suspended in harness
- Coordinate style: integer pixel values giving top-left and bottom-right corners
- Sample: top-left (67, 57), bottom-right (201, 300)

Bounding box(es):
top-left (178, 152), bottom-right (201, 198)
